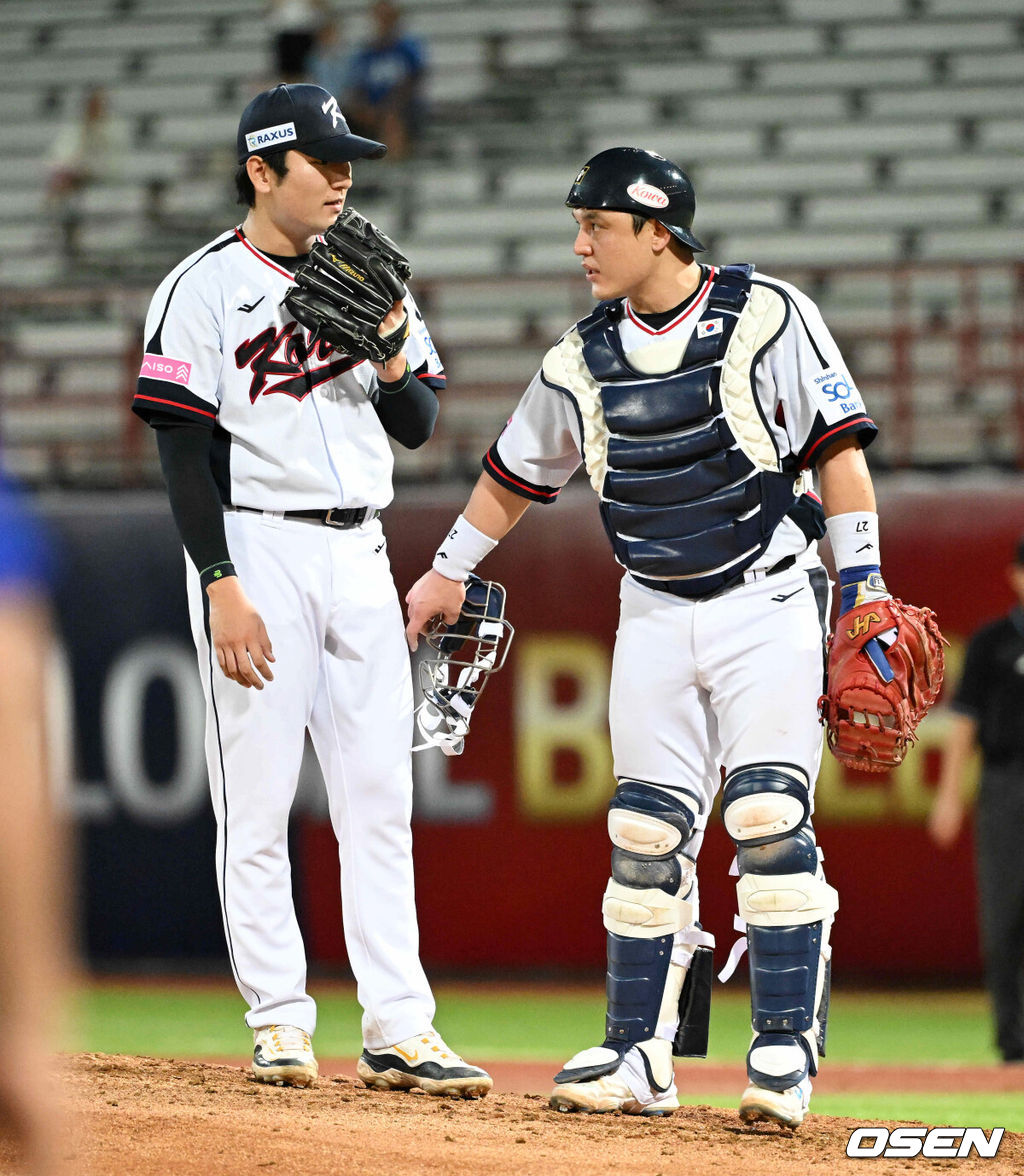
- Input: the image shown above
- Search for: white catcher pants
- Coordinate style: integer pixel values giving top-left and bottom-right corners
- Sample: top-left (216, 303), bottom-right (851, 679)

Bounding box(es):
top-left (610, 560), bottom-right (832, 924)
top-left (187, 510), bottom-right (435, 1047)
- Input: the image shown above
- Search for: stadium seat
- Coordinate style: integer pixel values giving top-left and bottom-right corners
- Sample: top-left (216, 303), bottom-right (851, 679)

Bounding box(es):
top-left (0, 0), bottom-right (1019, 479)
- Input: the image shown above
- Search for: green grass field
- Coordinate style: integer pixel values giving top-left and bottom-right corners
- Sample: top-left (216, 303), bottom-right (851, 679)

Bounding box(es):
top-left (68, 980), bottom-right (1023, 1131)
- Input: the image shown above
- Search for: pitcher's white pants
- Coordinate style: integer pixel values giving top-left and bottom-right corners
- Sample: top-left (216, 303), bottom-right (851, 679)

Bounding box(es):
top-left (187, 510), bottom-right (434, 1048)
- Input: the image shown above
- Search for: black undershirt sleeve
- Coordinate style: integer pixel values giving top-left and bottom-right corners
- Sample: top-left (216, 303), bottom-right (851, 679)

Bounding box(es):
top-left (152, 415), bottom-right (234, 583)
top-left (372, 366), bottom-right (439, 449)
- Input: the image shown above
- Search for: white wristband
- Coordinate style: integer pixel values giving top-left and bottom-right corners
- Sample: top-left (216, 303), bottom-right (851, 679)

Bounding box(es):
top-left (825, 511), bottom-right (880, 573)
top-left (432, 514), bottom-right (497, 581)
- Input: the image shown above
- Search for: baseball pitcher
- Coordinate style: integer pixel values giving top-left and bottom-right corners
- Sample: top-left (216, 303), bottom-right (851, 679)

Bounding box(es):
top-left (133, 84), bottom-right (491, 1098)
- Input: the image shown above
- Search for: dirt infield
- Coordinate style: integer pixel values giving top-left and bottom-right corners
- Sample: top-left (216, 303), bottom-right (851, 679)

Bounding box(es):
top-left (13, 1053), bottom-right (1021, 1176)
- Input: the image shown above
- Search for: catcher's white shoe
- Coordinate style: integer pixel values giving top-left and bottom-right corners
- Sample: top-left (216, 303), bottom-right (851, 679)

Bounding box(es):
top-left (357, 1029), bottom-right (492, 1099)
top-left (252, 1024), bottom-right (318, 1087)
top-left (739, 1077), bottom-right (812, 1128)
top-left (549, 1046), bottom-right (678, 1116)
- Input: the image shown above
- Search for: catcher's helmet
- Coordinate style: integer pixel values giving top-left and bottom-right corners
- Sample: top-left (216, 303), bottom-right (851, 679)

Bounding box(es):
top-left (565, 146), bottom-right (705, 253)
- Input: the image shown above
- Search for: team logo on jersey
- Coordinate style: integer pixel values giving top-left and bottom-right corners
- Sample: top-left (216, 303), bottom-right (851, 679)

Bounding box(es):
top-left (140, 352), bottom-right (192, 387)
top-left (245, 121), bottom-right (297, 153)
top-left (235, 323), bottom-right (358, 403)
top-left (627, 182), bottom-right (669, 209)
top-left (697, 318), bottom-right (723, 338)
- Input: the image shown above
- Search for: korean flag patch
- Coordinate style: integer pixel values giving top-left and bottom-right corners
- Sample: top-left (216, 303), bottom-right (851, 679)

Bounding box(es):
top-left (697, 317), bottom-right (723, 338)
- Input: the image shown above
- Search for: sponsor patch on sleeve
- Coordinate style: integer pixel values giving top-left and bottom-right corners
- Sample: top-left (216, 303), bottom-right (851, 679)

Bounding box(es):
top-left (140, 352), bottom-right (192, 388)
top-left (804, 365), bottom-right (865, 424)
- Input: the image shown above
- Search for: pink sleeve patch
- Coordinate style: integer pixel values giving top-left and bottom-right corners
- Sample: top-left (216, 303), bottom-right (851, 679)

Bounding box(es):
top-left (140, 352), bottom-right (192, 387)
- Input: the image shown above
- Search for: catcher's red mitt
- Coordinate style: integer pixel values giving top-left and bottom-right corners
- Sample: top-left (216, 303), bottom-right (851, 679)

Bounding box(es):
top-left (819, 598), bottom-right (947, 772)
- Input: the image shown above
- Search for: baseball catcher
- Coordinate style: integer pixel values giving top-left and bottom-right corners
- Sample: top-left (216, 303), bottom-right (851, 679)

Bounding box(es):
top-left (820, 584), bottom-right (946, 772)
top-left (404, 145), bottom-right (928, 1129)
top-left (414, 576), bottom-right (514, 756)
top-left (284, 207), bottom-right (412, 363)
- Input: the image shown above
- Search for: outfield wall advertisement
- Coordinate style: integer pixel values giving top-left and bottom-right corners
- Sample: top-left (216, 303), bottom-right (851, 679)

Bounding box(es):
top-left (47, 481), bottom-right (1024, 978)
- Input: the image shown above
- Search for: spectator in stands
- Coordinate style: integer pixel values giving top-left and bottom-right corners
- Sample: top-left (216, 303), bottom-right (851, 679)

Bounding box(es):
top-left (343, 1), bottom-right (426, 161)
top-left (929, 535), bottom-right (1024, 1064)
top-left (307, 15), bottom-right (354, 101)
top-left (0, 477), bottom-right (66, 1173)
top-left (45, 86), bottom-right (130, 257)
top-left (266, 0), bottom-right (329, 83)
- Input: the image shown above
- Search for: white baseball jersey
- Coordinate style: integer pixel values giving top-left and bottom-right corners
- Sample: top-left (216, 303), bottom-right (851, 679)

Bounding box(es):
top-left (483, 266), bottom-right (875, 580)
top-left (133, 224), bottom-right (444, 509)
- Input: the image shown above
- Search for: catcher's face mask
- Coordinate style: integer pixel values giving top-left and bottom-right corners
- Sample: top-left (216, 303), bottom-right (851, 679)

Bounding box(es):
top-left (413, 577), bottom-right (514, 757)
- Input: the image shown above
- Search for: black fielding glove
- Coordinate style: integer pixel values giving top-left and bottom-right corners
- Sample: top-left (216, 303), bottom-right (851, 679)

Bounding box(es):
top-left (284, 208), bottom-right (413, 364)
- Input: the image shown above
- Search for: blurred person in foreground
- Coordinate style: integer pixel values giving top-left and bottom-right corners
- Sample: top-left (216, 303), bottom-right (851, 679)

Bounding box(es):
top-left (0, 478), bottom-right (66, 1174)
top-left (929, 536), bottom-right (1024, 1064)
top-left (343, 1), bottom-right (426, 161)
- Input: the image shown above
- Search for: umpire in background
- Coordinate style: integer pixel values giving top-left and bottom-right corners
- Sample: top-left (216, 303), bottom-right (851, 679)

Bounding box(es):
top-left (929, 536), bottom-right (1024, 1064)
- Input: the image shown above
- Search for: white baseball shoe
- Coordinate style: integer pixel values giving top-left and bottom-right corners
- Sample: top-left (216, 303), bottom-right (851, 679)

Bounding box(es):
top-left (549, 1045), bottom-right (678, 1116)
top-left (739, 1077), bottom-right (812, 1128)
top-left (252, 1024), bottom-right (318, 1087)
top-left (357, 1029), bottom-right (492, 1099)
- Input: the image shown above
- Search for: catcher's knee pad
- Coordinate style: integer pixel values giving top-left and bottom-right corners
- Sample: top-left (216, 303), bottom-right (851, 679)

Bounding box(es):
top-left (603, 779), bottom-right (699, 938)
top-left (721, 764), bottom-right (811, 848)
top-left (601, 780), bottom-right (702, 1051)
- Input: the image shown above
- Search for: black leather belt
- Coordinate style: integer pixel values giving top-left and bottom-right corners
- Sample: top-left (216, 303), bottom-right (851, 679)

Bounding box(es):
top-left (766, 553), bottom-right (798, 577)
top-left (738, 553), bottom-right (799, 585)
top-left (232, 505), bottom-right (378, 529)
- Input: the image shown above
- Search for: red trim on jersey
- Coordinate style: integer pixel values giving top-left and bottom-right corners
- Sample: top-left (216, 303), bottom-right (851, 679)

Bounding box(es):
top-left (484, 450), bottom-right (560, 499)
top-left (802, 417), bottom-right (875, 468)
top-left (625, 267), bottom-right (716, 335)
top-left (134, 394), bottom-right (217, 420)
top-left (234, 228), bottom-right (297, 281)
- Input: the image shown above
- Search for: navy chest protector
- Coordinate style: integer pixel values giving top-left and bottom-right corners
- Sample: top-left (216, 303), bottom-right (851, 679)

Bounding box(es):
top-left (573, 265), bottom-right (815, 599)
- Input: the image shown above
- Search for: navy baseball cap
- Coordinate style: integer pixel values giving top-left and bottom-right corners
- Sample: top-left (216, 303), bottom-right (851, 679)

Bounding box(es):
top-left (237, 83), bottom-right (387, 163)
